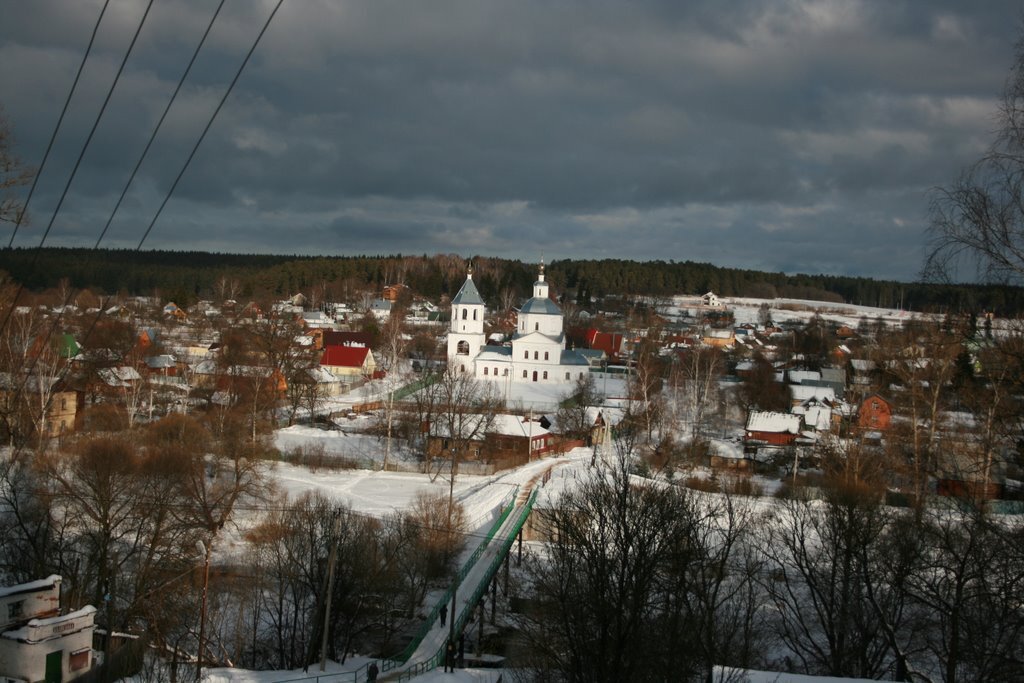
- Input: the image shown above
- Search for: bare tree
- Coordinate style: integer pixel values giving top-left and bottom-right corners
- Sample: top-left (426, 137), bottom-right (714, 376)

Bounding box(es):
top-left (377, 304), bottom-right (408, 471)
top-left (554, 373), bottom-right (599, 442)
top-left (759, 484), bottom-right (901, 679)
top-left (0, 105), bottom-right (33, 227)
top-left (515, 441), bottom-right (764, 681)
top-left (926, 34), bottom-right (1024, 285)
top-left (671, 346), bottom-right (723, 439)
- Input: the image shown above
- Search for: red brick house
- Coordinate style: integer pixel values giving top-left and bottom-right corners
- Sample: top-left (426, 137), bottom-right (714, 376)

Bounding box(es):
top-left (857, 394), bottom-right (892, 431)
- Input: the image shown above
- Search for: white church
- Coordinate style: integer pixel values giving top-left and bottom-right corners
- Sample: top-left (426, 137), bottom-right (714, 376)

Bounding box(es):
top-left (447, 262), bottom-right (592, 384)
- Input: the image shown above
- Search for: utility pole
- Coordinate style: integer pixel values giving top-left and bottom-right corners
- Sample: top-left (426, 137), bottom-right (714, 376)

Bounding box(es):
top-left (319, 510), bottom-right (341, 672)
top-left (195, 538), bottom-right (213, 682)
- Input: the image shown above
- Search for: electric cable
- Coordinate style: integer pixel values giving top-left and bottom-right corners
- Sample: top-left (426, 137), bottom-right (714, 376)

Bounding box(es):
top-left (4, 0), bottom-right (285, 465)
top-left (94, 0), bottom-right (228, 249)
top-left (0, 0), bottom-right (154, 346)
top-left (5, 0), bottom-right (111, 247)
top-left (135, 0), bottom-right (285, 251)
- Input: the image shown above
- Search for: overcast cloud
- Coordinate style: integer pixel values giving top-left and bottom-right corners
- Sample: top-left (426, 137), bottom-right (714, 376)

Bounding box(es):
top-left (1, 0), bottom-right (1020, 281)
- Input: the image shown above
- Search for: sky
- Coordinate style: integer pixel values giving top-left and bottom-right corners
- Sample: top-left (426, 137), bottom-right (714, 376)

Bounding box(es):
top-left (0, 0), bottom-right (1021, 282)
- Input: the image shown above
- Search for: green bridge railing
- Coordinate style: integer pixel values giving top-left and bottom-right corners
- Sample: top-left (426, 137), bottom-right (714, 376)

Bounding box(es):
top-left (397, 489), bottom-right (539, 682)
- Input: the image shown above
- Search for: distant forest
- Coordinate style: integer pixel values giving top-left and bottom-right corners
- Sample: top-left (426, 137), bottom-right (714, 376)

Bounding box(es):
top-left (1, 247), bottom-right (1022, 315)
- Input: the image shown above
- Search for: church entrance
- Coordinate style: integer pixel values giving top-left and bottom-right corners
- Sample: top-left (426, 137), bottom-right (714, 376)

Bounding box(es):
top-left (532, 371), bottom-right (538, 382)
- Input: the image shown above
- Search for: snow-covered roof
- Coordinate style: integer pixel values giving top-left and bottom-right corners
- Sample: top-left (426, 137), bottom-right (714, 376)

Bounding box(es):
top-left (792, 404), bottom-right (832, 431)
top-left (145, 354), bottom-right (176, 369)
top-left (477, 346), bottom-right (513, 360)
top-left (788, 370), bottom-right (821, 385)
top-left (97, 366), bottom-right (143, 386)
top-left (2, 605), bottom-right (96, 643)
top-left (790, 385), bottom-right (835, 403)
top-left (307, 367), bottom-right (340, 384)
top-left (0, 575), bottom-right (60, 599)
top-left (490, 414), bottom-right (550, 439)
top-left (745, 411), bottom-right (801, 434)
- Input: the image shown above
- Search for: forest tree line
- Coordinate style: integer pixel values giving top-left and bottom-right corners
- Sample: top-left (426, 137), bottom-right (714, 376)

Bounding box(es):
top-left (0, 248), bottom-right (1022, 315)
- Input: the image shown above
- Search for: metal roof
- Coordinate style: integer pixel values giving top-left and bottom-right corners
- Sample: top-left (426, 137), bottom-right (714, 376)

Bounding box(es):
top-left (452, 276), bottom-right (484, 306)
top-left (520, 296), bottom-right (561, 315)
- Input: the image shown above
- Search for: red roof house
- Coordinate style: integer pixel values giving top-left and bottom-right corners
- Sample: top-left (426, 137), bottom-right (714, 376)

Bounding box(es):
top-left (320, 345), bottom-right (377, 382)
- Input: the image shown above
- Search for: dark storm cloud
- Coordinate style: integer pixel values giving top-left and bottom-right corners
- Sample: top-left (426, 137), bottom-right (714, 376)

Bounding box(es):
top-left (1, 0), bottom-right (1020, 280)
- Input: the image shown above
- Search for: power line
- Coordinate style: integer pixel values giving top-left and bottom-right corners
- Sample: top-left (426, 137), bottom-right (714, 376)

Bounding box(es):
top-left (94, 0), bottom-right (228, 249)
top-left (3, 0), bottom-right (286, 465)
top-left (28, 0), bottom-right (155, 253)
top-left (5, 0), bottom-right (111, 249)
top-left (0, 0), bottom-right (154, 346)
top-left (136, 0), bottom-right (285, 251)
top-left (0, 1), bottom-right (155, 457)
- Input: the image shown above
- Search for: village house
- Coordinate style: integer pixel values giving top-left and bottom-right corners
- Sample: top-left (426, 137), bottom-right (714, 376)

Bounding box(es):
top-left (0, 374), bottom-right (81, 439)
top-left (857, 393), bottom-right (892, 431)
top-left (427, 413), bottom-right (552, 469)
top-left (0, 576), bottom-right (95, 683)
top-left (745, 411), bottom-right (803, 447)
top-left (319, 345), bottom-right (377, 383)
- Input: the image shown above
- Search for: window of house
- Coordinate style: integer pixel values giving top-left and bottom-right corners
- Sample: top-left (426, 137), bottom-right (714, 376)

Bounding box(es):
top-left (543, 371), bottom-right (548, 380)
top-left (70, 648), bottom-right (91, 671)
top-left (8, 601), bottom-right (24, 619)
top-left (493, 367), bottom-right (498, 376)
top-left (484, 367), bottom-right (488, 376)
top-left (460, 364), bottom-right (465, 373)
top-left (565, 372), bottom-right (570, 380)
top-left (61, 398), bottom-right (67, 410)
top-left (544, 351), bottom-right (549, 360)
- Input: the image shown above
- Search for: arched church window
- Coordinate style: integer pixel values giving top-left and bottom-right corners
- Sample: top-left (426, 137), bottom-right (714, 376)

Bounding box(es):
top-left (457, 341), bottom-right (470, 356)
top-left (535, 323), bottom-right (539, 331)
top-left (544, 352), bottom-right (549, 361)
top-left (484, 367), bottom-right (488, 376)
top-left (462, 309), bottom-right (467, 320)
top-left (533, 351), bottom-right (538, 360)
top-left (524, 350), bottom-right (528, 359)
top-left (473, 310), bottom-right (477, 320)
top-left (522, 370), bottom-right (527, 379)
top-left (543, 371), bottom-right (548, 380)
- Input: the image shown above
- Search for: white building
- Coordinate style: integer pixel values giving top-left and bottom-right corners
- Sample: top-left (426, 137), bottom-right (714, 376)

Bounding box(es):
top-left (448, 263), bottom-right (591, 385)
top-left (0, 576), bottom-right (95, 683)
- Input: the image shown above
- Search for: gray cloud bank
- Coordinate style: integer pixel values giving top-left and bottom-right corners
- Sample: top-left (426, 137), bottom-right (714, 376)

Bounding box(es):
top-left (1, 0), bottom-right (1019, 281)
